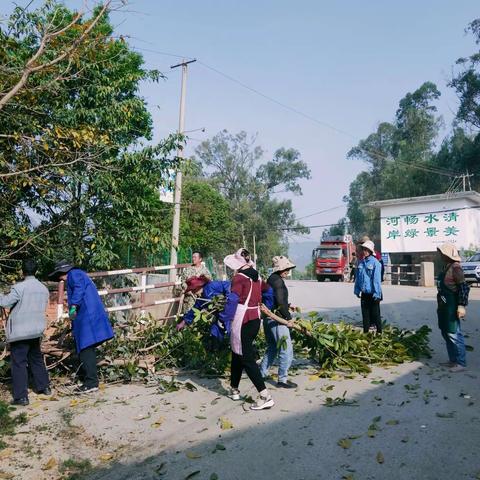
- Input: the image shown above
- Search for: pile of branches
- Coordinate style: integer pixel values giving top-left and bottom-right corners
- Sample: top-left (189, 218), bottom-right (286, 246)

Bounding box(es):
top-left (0, 295), bottom-right (432, 385)
top-left (292, 316), bottom-right (432, 375)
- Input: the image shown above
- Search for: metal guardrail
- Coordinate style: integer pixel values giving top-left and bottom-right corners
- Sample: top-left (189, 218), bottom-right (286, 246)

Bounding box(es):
top-left (385, 264), bottom-right (421, 286)
top-left (56, 263), bottom-right (192, 320)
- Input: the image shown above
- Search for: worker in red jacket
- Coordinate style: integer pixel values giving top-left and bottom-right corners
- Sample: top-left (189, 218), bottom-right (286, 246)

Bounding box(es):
top-left (224, 248), bottom-right (274, 411)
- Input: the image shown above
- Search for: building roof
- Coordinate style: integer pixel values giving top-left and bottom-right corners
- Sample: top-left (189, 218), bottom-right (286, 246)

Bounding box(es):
top-left (368, 191), bottom-right (480, 208)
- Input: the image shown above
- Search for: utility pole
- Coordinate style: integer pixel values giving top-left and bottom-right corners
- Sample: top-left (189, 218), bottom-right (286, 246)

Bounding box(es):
top-left (459, 172), bottom-right (474, 192)
top-left (169, 59), bottom-right (196, 282)
top-left (252, 234), bottom-right (257, 264)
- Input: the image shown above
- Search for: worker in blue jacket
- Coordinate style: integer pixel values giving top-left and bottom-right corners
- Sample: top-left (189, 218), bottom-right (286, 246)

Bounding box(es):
top-left (354, 240), bottom-right (383, 334)
top-left (50, 260), bottom-right (114, 393)
top-left (177, 276), bottom-right (237, 346)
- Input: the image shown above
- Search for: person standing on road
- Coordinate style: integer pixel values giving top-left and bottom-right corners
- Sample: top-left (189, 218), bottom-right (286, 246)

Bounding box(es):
top-left (436, 243), bottom-right (469, 373)
top-left (349, 252), bottom-right (357, 282)
top-left (49, 260), bottom-right (114, 393)
top-left (0, 259), bottom-right (51, 406)
top-left (354, 240), bottom-right (383, 334)
top-left (224, 248), bottom-right (274, 410)
top-left (259, 256), bottom-right (297, 389)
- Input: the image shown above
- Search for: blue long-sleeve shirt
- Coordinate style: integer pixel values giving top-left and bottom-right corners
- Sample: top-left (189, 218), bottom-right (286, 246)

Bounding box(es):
top-left (354, 255), bottom-right (382, 300)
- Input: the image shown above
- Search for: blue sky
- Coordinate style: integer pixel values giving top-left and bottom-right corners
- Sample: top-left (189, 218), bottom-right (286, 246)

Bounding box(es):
top-left (7, 1), bottom-right (480, 244)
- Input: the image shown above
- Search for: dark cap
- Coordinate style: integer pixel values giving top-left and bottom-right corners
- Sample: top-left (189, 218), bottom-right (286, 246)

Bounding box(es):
top-left (48, 259), bottom-right (74, 280)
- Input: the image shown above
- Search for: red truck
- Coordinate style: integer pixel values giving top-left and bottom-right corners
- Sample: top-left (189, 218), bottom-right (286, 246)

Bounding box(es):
top-left (312, 235), bottom-right (354, 282)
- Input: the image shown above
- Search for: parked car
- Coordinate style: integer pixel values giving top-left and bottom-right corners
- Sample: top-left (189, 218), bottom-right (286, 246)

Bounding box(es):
top-left (462, 252), bottom-right (480, 283)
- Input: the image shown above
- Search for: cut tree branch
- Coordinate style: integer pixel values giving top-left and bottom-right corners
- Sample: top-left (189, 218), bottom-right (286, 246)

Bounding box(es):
top-left (0, 1), bottom-right (111, 111)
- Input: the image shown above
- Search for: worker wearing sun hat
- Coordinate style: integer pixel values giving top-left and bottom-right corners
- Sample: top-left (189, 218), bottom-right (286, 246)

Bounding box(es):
top-left (224, 248), bottom-right (274, 411)
top-left (260, 256), bottom-right (298, 389)
top-left (354, 240), bottom-right (383, 334)
top-left (436, 243), bottom-right (469, 372)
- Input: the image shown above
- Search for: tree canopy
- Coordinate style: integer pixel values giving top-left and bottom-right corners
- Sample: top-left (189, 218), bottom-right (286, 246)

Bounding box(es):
top-left (337, 19), bottom-right (480, 243)
top-left (190, 130), bottom-right (311, 267)
top-left (0, 1), bottom-right (180, 282)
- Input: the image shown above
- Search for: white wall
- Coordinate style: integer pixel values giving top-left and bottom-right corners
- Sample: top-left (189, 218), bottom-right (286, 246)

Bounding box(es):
top-left (380, 197), bottom-right (480, 253)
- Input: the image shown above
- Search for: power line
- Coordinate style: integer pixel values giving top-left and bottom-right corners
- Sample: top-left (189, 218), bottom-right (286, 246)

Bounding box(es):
top-left (296, 204), bottom-right (345, 221)
top-left (132, 46), bottom-right (462, 179)
top-left (133, 46), bottom-right (194, 61)
top-left (279, 202), bottom-right (480, 231)
top-left (197, 61), bottom-right (357, 139)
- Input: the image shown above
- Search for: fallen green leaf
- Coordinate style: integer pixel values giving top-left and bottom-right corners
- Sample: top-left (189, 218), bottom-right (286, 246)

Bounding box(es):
top-left (337, 438), bottom-right (352, 449)
top-left (185, 471), bottom-right (201, 479)
top-left (186, 451), bottom-right (202, 460)
top-left (386, 420), bottom-right (399, 425)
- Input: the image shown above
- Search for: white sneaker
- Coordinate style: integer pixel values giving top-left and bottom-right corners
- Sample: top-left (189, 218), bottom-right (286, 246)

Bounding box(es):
top-left (449, 364), bottom-right (466, 373)
top-left (228, 388), bottom-right (241, 401)
top-left (250, 394), bottom-right (274, 410)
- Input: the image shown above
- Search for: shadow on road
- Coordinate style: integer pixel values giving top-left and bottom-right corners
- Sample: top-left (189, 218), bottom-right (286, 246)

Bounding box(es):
top-left (73, 293), bottom-right (480, 480)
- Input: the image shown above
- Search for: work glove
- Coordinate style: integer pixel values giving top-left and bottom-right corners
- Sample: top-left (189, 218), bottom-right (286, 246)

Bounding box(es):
top-left (68, 305), bottom-right (77, 321)
top-left (457, 305), bottom-right (466, 320)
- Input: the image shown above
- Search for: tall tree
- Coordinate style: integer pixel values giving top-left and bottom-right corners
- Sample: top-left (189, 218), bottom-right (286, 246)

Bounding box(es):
top-left (192, 131), bottom-right (311, 267)
top-left (0, 1), bottom-right (180, 282)
top-left (450, 19), bottom-right (480, 130)
top-left (344, 82), bottom-right (442, 239)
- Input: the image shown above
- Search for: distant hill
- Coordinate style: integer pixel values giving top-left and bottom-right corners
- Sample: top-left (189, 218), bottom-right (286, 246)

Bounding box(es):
top-left (288, 240), bottom-right (318, 271)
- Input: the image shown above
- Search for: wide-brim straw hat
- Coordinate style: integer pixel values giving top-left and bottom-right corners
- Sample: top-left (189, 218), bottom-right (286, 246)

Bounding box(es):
top-left (437, 243), bottom-right (461, 262)
top-left (361, 240), bottom-right (375, 254)
top-left (224, 248), bottom-right (253, 271)
top-left (272, 255), bottom-right (296, 273)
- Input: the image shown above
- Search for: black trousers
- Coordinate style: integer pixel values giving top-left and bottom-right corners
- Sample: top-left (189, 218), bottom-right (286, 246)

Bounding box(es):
top-left (10, 337), bottom-right (50, 400)
top-left (350, 267), bottom-right (357, 281)
top-left (79, 345), bottom-right (98, 388)
top-left (230, 319), bottom-right (266, 393)
top-left (361, 294), bottom-right (382, 333)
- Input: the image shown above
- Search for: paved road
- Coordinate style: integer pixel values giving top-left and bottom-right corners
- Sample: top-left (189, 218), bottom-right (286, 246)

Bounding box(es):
top-left (83, 282), bottom-right (480, 480)
top-left (287, 280), bottom-right (446, 327)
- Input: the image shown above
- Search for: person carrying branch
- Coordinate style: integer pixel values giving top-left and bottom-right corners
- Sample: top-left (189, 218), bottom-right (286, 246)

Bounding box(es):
top-left (224, 248), bottom-right (274, 410)
top-left (436, 243), bottom-right (469, 372)
top-left (176, 275), bottom-right (237, 350)
top-left (354, 240), bottom-right (383, 334)
top-left (259, 256), bottom-right (297, 388)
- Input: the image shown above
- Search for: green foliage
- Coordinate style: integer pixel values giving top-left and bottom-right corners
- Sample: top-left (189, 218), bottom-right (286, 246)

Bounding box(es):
top-left (0, 1), bottom-right (181, 282)
top-left (100, 300), bottom-right (231, 380)
top-left (292, 318), bottom-right (431, 375)
top-left (179, 179), bottom-right (237, 257)
top-left (450, 19), bottom-right (480, 129)
top-left (340, 21), bottom-right (480, 239)
top-left (67, 308), bottom-right (430, 383)
top-left (0, 400), bottom-right (28, 449)
top-left (59, 458), bottom-right (92, 479)
top-left (191, 130), bottom-right (311, 267)
top-left (344, 82), bottom-right (444, 238)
